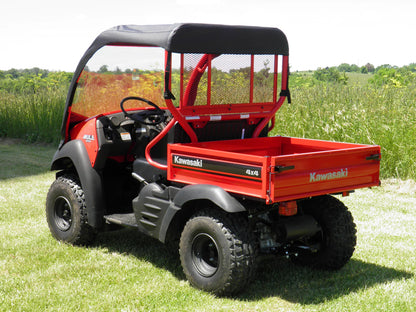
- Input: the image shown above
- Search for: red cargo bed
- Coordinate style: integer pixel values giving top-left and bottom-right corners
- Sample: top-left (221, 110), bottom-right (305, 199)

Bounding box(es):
top-left (167, 136), bottom-right (380, 203)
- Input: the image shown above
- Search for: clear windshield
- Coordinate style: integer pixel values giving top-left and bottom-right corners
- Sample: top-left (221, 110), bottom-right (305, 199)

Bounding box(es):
top-left (71, 46), bottom-right (167, 119)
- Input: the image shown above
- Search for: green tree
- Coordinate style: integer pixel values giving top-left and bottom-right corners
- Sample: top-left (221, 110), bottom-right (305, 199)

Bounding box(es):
top-left (350, 64), bottom-right (360, 72)
top-left (369, 67), bottom-right (409, 87)
top-left (313, 67), bottom-right (348, 84)
top-left (338, 63), bottom-right (352, 72)
top-left (98, 65), bottom-right (109, 73)
top-left (365, 63), bottom-right (375, 73)
top-left (375, 64), bottom-right (394, 72)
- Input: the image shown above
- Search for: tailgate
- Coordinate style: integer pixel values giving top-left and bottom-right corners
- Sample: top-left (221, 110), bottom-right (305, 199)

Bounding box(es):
top-left (271, 139), bottom-right (380, 202)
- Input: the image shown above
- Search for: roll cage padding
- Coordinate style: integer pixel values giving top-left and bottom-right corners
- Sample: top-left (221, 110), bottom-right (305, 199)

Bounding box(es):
top-left (51, 140), bottom-right (105, 228)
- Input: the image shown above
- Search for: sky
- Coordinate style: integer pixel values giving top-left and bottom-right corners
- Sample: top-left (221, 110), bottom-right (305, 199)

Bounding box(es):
top-left (1, 0), bottom-right (415, 72)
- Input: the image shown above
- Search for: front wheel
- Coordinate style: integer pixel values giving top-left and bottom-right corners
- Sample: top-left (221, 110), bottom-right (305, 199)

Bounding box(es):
top-left (46, 174), bottom-right (96, 246)
top-left (179, 209), bottom-right (257, 296)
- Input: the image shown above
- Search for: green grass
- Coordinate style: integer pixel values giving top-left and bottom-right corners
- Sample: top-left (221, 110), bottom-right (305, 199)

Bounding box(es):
top-left (1, 140), bottom-right (415, 311)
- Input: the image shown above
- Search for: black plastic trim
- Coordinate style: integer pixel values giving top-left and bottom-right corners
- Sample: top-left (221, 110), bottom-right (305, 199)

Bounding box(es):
top-left (133, 183), bottom-right (245, 243)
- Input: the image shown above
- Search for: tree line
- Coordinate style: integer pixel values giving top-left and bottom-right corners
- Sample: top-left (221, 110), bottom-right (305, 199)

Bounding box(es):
top-left (291, 63), bottom-right (416, 87)
top-left (2, 62), bottom-right (416, 93)
top-left (0, 68), bottom-right (72, 93)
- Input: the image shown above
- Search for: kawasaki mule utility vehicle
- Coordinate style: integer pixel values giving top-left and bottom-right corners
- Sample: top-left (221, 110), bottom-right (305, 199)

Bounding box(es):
top-left (46, 24), bottom-right (381, 295)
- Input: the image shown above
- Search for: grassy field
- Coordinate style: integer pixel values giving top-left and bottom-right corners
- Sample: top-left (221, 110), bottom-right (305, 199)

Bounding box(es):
top-left (1, 140), bottom-right (415, 311)
top-left (1, 71), bottom-right (415, 179)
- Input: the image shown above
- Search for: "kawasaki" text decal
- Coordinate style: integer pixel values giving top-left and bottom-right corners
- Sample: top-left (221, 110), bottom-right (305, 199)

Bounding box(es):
top-left (173, 155), bottom-right (203, 168)
top-left (309, 168), bottom-right (348, 182)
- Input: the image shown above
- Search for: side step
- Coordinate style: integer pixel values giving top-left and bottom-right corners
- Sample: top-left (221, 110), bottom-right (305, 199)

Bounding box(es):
top-left (104, 213), bottom-right (138, 228)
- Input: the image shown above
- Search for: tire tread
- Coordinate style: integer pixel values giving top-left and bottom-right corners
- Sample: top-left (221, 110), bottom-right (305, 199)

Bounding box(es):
top-left (180, 209), bottom-right (257, 295)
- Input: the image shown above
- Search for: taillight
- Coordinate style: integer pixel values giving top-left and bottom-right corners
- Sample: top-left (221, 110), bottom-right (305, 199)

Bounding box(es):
top-left (279, 201), bottom-right (298, 216)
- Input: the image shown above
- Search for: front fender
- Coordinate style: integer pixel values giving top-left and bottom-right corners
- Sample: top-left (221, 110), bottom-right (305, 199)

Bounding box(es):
top-left (51, 139), bottom-right (105, 228)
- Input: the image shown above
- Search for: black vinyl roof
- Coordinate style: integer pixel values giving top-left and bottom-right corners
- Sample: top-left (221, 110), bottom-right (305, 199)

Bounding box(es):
top-left (95, 23), bottom-right (289, 55)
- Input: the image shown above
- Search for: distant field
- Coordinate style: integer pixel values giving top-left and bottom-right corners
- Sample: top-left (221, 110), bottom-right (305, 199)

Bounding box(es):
top-left (1, 140), bottom-right (415, 311)
top-left (346, 72), bottom-right (372, 85)
top-left (293, 72), bottom-right (371, 86)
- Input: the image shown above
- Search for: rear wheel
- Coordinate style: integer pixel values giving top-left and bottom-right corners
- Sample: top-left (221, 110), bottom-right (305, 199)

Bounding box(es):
top-left (179, 209), bottom-right (257, 296)
top-left (46, 174), bottom-right (96, 245)
top-left (292, 195), bottom-right (357, 270)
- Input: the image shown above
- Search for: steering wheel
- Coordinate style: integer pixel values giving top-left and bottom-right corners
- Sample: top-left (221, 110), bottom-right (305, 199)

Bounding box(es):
top-left (120, 96), bottom-right (166, 125)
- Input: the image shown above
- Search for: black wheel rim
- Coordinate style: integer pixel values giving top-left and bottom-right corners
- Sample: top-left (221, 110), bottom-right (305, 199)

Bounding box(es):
top-left (191, 233), bottom-right (219, 277)
top-left (54, 196), bottom-right (72, 231)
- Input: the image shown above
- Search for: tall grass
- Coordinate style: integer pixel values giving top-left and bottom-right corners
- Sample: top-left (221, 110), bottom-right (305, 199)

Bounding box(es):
top-left (271, 83), bottom-right (416, 179)
top-left (0, 87), bottom-right (66, 144)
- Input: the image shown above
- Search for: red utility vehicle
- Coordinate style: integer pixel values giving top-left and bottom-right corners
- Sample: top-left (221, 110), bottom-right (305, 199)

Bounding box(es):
top-left (46, 24), bottom-right (381, 295)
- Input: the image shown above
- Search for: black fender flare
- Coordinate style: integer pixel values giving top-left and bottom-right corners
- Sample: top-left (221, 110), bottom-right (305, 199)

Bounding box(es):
top-left (158, 184), bottom-right (246, 243)
top-left (173, 184), bottom-right (246, 213)
top-left (51, 139), bottom-right (105, 228)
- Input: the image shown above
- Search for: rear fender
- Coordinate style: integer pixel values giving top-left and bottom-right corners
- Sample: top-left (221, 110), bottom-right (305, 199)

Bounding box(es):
top-left (157, 184), bottom-right (245, 243)
top-left (173, 184), bottom-right (245, 213)
top-left (51, 139), bottom-right (105, 228)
